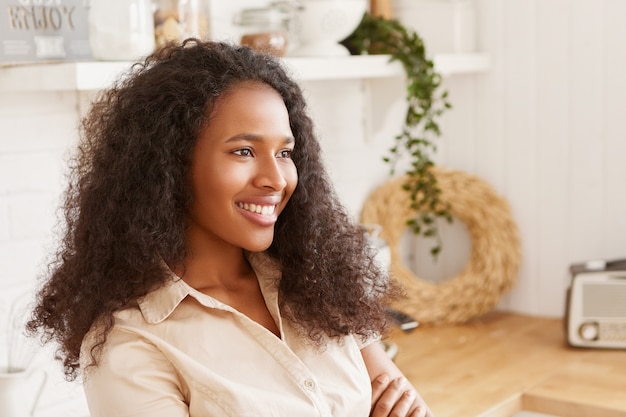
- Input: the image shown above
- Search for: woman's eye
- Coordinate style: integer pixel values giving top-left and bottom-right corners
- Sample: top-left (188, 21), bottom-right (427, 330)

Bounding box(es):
top-left (233, 148), bottom-right (253, 157)
top-left (278, 149), bottom-right (293, 159)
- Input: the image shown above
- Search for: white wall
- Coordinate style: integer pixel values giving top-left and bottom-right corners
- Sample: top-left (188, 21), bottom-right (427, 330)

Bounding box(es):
top-left (457, 0), bottom-right (626, 316)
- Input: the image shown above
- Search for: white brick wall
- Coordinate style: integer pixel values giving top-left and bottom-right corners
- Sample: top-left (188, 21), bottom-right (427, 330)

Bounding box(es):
top-left (0, 91), bottom-right (88, 417)
top-left (0, 92), bottom-right (76, 289)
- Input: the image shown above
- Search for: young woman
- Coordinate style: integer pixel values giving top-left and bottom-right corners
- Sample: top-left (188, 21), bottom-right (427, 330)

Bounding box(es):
top-left (28, 40), bottom-right (433, 417)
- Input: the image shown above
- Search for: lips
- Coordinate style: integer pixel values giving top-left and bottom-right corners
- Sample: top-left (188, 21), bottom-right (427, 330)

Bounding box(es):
top-left (235, 197), bottom-right (282, 227)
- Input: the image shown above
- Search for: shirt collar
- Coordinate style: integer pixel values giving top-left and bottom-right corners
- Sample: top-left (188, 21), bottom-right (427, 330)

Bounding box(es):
top-left (137, 252), bottom-right (282, 324)
top-left (137, 275), bottom-right (189, 324)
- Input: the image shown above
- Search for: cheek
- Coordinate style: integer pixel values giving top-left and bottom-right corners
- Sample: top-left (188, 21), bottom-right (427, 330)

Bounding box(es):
top-left (286, 164), bottom-right (299, 197)
top-left (191, 169), bottom-right (237, 212)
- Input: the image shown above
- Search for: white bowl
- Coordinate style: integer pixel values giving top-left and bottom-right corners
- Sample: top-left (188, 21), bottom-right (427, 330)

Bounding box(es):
top-left (289, 0), bottom-right (367, 57)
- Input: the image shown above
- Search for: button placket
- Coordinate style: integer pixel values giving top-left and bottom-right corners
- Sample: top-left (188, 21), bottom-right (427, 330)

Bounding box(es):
top-left (303, 379), bottom-right (316, 391)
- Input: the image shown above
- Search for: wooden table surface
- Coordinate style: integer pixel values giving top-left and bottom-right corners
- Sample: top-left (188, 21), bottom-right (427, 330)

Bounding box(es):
top-left (386, 311), bottom-right (626, 417)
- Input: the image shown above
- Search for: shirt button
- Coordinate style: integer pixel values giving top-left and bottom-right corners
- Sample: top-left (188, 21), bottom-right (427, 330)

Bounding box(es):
top-left (303, 379), bottom-right (316, 390)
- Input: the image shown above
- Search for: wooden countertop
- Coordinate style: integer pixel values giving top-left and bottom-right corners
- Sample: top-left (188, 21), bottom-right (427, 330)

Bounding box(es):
top-left (387, 311), bottom-right (626, 417)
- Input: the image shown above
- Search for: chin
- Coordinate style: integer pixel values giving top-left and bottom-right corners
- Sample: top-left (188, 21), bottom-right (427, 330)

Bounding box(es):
top-left (239, 228), bottom-right (276, 253)
top-left (244, 238), bottom-right (274, 253)
top-left (245, 244), bottom-right (272, 253)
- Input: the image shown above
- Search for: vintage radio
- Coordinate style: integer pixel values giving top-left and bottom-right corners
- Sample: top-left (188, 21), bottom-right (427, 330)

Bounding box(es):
top-left (566, 259), bottom-right (626, 348)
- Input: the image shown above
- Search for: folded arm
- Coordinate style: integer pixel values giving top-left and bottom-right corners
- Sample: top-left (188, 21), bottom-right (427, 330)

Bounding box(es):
top-left (361, 341), bottom-right (434, 417)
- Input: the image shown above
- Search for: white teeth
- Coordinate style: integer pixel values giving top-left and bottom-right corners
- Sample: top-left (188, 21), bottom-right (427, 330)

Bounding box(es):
top-left (237, 202), bottom-right (275, 215)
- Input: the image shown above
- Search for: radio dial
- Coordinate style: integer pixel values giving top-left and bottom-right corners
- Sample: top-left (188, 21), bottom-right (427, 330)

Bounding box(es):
top-left (579, 322), bottom-right (599, 341)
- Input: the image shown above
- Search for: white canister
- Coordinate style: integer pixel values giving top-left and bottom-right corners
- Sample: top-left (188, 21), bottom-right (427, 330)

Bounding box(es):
top-left (89, 0), bottom-right (155, 61)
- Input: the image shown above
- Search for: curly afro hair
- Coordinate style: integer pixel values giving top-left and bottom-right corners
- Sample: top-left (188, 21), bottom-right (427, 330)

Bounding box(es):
top-left (27, 40), bottom-right (397, 380)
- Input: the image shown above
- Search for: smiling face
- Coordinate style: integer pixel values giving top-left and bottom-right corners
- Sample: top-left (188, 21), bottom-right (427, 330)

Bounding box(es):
top-left (186, 82), bottom-right (298, 254)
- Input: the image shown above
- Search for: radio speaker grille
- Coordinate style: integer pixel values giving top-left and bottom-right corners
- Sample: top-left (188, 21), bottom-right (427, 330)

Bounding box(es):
top-left (583, 283), bottom-right (626, 317)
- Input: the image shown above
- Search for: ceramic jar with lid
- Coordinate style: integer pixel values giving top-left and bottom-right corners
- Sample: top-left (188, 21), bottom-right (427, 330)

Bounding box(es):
top-left (233, 7), bottom-right (290, 57)
top-left (153, 0), bottom-right (210, 49)
top-left (89, 0), bottom-right (155, 61)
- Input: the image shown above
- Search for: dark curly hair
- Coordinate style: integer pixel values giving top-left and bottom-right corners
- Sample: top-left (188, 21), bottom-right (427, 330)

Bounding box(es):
top-left (27, 39), bottom-right (397, 380)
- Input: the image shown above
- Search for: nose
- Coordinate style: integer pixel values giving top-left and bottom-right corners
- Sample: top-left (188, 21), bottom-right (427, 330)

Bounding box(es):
top-left (254, 155), bottom-right (288, 191)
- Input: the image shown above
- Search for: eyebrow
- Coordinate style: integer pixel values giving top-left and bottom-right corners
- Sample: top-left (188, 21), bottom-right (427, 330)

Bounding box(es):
top-left (225, 133), bottom-right (295, 144)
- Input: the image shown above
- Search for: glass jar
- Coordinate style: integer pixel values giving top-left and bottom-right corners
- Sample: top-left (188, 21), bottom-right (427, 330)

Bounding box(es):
top-left (153, 0), bottom-right (210, 49)
top-left (89, 0), bottom-right (155, 61)
top-left (233, 7), bottom-right (290, 57)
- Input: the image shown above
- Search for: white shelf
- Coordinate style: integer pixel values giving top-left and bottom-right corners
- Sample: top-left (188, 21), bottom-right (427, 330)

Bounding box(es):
top-left (0, 53), bottom-right (490, 92)
top-left (285, 53), bottom-right (489, 80)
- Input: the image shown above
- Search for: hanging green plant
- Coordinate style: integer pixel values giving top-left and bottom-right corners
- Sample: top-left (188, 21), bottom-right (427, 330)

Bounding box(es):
top-left (342, 13), bottom-right (453, 257)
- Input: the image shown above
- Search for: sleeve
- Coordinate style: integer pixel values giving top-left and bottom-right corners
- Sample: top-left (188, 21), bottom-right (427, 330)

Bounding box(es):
top-left (355, 332), bottom-right (382, 350)
top-left (82, 326), bottom-right (189, 417)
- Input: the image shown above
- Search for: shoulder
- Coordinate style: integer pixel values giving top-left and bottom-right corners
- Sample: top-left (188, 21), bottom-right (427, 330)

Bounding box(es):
top-left (79, 275), bottom-right (185, 372)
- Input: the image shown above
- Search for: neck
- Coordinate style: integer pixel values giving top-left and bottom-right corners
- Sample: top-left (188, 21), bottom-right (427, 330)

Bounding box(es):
top-left (174, 233), bottom-right (256, 291)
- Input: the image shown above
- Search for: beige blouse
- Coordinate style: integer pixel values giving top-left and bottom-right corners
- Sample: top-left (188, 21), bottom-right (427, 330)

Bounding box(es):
top-left (81, 253), bottom-right (373, 417)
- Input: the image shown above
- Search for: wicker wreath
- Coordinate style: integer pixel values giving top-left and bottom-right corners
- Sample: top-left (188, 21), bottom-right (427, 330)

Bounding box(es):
top-left (361, 167), bottom-right (521, 324)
